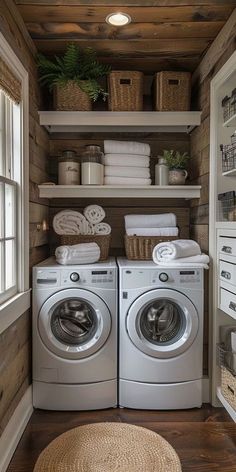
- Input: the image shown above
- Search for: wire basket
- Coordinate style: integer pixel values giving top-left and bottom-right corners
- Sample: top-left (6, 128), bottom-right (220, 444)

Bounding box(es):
top-left (217, 344), bottom-right (236, 410)
top-left (124, 235), bottom-right (177, 260)
top-left (59, 234), bottom-right (111, 261)
top-left (218, 191), bottom-right (236, 222)
top-left (220, 143), bottom-right (236, 173)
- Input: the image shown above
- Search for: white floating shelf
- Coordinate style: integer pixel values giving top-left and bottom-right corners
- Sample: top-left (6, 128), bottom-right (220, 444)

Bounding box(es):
top-left (217, 387), bottom-right (236, 422)
top-left (223, 113), bottom-right (236, 128)
top-left (39, 111), bottom-right (202, 134)
top-left (38, 184), bottom-right (201, 199)
top-left (222, 168), bottom-right (236, 176)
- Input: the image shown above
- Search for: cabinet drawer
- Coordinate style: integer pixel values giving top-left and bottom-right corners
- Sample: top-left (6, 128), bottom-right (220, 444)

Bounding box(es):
top-left (219, 236), bottom-right (236, 258)
top-left (219, 260), bottom-right (236, 289)
top-left (220, 288), bottom-right (236, 319)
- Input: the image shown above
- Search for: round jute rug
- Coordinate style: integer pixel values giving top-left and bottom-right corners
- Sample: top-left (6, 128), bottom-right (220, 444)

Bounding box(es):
top-left (33, 422), bottom-right (182, 472)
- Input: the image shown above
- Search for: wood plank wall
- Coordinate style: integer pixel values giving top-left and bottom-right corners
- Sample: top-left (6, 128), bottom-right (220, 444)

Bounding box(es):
top-left (189, 12), bottom-right (236, 375)
top-left (49, 132), bottom-right (190, 256)
top-left (0, 0), bottom-right (50, 437)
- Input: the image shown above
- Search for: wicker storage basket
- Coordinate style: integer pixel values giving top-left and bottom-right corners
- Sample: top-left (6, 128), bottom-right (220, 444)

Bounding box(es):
top-left (154, 71), bottom-right (191, 111)
top-left (54, 81), bottom-right (92, 111)
top-left (60, 234), bottom-right (111, 261)
top-left (108, 71), bottom-right (143, 111)
top-left (221, 366), bottom-right (236, 410)
top-left (125, 235), bottom-right (177, 261)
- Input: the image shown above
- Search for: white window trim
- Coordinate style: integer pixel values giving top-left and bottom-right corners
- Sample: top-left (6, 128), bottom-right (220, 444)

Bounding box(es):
top-left (0, 33), bottom-right (30, 330)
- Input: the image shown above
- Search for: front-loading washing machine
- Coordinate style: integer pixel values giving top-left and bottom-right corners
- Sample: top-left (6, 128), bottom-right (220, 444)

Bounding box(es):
top-left (117, 258), bottom-right (204, 409)
top-left (33, 257), bottom-right (117, 410)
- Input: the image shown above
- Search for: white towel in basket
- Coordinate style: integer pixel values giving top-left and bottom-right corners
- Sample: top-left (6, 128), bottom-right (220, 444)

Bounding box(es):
top-left (53, 210), bottom-right (87, 235)
top-left (94, 222), bottom-right (111, 235)
top-left (126, 227), bottom-right (179, 237)
top-left (125, 213), bottom-right (177, 229)
top-left (84, 205), bottom-right (105, 225)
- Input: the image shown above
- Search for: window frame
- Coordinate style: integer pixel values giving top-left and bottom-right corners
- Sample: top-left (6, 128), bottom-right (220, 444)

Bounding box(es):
top-left (0, 32), bottom-right (30, 332)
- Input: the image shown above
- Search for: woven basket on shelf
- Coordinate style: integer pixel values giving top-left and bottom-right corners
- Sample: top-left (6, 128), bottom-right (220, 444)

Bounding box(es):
top-left (108, 71), bottom-right (143, 111)
top-left (221, 366), bottom-right (236, 410)
top-left (60, 234), bottom-right (111, 261)
top-left (154, 71), bottom-right (191, 111)
top-left (53, 81), bottom-right (92, 111)
top-left (125, 235), bottom-right (177, 261)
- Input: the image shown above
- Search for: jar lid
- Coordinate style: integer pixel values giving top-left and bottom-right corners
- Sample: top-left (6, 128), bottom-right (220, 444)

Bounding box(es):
top-left (61, 150), bottom-right (77, 158)
top-left (85, 144), bottom-right (101, 151)
top-left (157, 157), bottom-right (167, 164)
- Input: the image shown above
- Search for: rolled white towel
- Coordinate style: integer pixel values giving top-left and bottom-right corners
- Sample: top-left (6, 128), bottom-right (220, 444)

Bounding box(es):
top-left (103, 154), bottom-right (150, 168)
top-left (126, 227), bottom-right (179, 237)
top-left (104, 176), bottom-right (151, 186)
top-left (94, 222), bottom-right (111, 235)
top-left (105, 166), bottom-right (150, 179)
top-left (104, 140), bottom-right (150, 156)
top-left (53, 210), bottom-right (87, 235)
top-left (125, 213), bottom-right (177, 229)
top-left (152, 239), bottom-right (201, 263)
top-left (152, 254), bottom-right (209, 270)
top-left (55, 243), bottom-right (100, 265)
top-left (84, 205), bottom-right (105, 224)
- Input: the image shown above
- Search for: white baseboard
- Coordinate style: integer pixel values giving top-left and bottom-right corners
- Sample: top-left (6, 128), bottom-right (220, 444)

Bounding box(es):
top-left (203, 377), bottom-right (210, 403)
top-left (0, 386), bottom-right (33, 472)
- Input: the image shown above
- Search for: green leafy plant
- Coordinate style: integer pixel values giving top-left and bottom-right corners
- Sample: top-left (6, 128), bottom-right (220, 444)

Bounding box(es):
top-left (162, 150), bottom-right (190, 170)
top-left (37, 43), bottom-right (111, 101)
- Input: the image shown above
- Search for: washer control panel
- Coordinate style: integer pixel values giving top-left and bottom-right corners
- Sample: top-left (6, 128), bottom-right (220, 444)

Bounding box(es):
top-left (61, 268), bottom-right (116, 288)
top-left (179, 269), bottom-right (201, 284)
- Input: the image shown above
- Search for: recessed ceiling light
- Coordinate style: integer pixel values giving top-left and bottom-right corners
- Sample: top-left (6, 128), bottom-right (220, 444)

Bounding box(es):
top-left (106, 12), bottom-right (131, 26)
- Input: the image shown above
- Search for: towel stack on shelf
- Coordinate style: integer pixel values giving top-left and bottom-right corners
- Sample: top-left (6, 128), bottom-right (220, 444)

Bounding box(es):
top-left (125, 213), bottom-right (179, 237)
top-left (152, 239), bottom-right (210, 269)
top-left (103, 140), bottom-right (151, 186)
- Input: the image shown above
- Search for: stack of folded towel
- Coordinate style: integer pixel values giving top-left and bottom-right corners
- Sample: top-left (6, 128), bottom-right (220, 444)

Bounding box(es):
top-left (55, 243), bottom-right (100, 265)
top-left (103, 140), bottom-right (151, 186)
top-left (152, 239), bottom-right (210, 269)
top-left (53, 205), bottom-right (111, 236)
top-left (125, 213), bottom-right (179, 237)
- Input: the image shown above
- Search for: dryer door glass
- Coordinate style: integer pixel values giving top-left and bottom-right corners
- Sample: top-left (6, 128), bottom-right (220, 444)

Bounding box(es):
top-left (51, 298), bottom-right (97, 346)
top-left (139, 299), bottom-right (185, 345)
top-left (127, 288), bottom-right (199, 359)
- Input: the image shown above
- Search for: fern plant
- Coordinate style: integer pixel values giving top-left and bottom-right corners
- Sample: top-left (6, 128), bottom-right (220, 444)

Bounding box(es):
top-left (162, 150), bottom-right (190, 170)
top-left (37, 44), bottom-right (110, 101)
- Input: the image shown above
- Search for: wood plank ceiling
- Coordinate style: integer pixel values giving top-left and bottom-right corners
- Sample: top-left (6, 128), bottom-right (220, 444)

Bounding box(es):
top-left (15, 1), bottom-right (236, 72)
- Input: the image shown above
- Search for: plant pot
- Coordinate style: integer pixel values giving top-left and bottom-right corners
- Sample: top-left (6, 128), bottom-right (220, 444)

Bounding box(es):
top-left (53, 81), bottom-right (92, 111)
top-left (169, 169), bottom-right (188, 185)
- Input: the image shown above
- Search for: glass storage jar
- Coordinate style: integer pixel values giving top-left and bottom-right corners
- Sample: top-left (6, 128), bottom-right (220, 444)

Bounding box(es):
top-left (58, 150), bottom-right (80, 185)
top-left (81, 145), bottom-right (104, 185)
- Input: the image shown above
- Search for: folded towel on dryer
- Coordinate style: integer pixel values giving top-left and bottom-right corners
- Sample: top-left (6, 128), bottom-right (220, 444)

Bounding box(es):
top-left (55, 243), bottom-right (100, 265)
top-left (152, 239), bottom-right (201, 263)
top-left (104, 140), bottom-right (150, 156)
top-left (152, 255), bottom-right (209, 270)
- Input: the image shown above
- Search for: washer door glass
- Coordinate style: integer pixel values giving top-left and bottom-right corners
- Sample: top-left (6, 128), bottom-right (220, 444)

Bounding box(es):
top-left (38, 288), bottom-right (111, 360)
top-left (127, 289), bottom-right (199, 359)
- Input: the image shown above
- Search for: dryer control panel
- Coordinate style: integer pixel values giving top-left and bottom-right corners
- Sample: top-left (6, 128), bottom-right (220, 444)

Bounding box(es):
top-left (121, 268), bottom-right (203, 289)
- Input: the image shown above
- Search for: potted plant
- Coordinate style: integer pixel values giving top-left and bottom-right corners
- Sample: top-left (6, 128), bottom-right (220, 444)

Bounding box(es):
top-left (37, 43), bottom-right (110, 111)
top-left (162, 149), bottom-right (190, 185)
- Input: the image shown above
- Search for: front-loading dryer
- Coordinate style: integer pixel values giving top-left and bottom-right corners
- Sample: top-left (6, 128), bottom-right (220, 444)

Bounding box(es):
top-left (117, 258), bottom-right (204, 410)
top-left (33, 257), bottom-right (117, 410)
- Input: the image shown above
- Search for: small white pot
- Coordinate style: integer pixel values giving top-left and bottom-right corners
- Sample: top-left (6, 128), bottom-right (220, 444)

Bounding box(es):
top-left (169, 169), bottom-right (188, 185)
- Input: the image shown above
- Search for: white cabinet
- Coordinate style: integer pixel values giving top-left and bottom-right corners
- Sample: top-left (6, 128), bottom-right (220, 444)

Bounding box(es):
top-left (209, 50), bottom-right (236, 421)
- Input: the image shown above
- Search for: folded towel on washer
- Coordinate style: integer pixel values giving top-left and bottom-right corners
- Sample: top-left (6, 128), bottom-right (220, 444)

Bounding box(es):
top-left (104, 140), bottom-right (150, 156)
top-left (104, 176), bottom-right (151, 186)
top-left (94, 222), bottom-right (111, 235)
top-left (53, 210), bottom-right (94, 235)
top-left (103, 154), bottom-right (150, 168)
top-left (126, 227), bottom-right (179, 237)
top-left (83, 205), bottom-right (105, 224)
top-left (104, 166), bottom-right (150, 179)
top-left (153, 254), bottom-right (209, 270)
top-left (152, 239), bottom-right (201, 263)
top-left (55, 243), bottom-right (100, 265)
top-left (125, 213), bottom-right (177, 229)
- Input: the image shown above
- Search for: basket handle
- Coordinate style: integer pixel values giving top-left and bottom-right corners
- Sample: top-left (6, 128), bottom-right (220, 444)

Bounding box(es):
top-left (119, 78), bottom-right (132, 86)
top-left (168, 79), bottom-right (180, 86)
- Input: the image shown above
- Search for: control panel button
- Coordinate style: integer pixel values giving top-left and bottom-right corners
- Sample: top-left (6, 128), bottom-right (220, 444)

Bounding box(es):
top-left (70, 272), bottom-right (80, 282)
top-left (159, 272), bottom-right (169, 282)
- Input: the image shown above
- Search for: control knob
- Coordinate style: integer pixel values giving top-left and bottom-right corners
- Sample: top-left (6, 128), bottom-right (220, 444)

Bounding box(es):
top-left (70, 272), bottom-right (80, 282)
top-left (159, 272), bottom-right (169, 282)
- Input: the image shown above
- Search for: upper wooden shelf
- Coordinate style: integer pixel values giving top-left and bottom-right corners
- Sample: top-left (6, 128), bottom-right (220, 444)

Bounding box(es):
top-left (38, 184), bottom-right (201, 199)
top-left (38, 111), bottom-right (202, 134)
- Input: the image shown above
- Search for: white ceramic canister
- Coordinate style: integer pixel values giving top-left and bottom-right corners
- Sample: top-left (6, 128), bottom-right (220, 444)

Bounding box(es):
top-left (155, 156), bottom-right (169, 185)
top-left (81, 145), bottom-right (104, 185)
top-left (58, 150), bottom-right (80, 185)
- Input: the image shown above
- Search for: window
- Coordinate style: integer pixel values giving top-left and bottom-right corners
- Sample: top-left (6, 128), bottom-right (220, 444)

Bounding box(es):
top-left (0, 33), bottom-right (29, 312)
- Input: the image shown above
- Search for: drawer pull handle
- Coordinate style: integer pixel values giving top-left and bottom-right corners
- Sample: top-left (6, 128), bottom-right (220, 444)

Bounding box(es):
top-left (229, 301), bottom-right (236, 312)
top-left (222, 245), bottom-right (232, 254)
top-left (221, 270), bottom-right (231, 280)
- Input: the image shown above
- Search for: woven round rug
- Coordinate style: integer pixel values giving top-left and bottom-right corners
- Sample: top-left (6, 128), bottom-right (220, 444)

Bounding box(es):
top-left (33, 422), bottom-right (182, 472)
